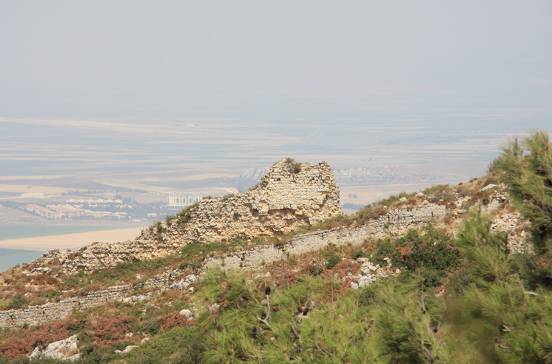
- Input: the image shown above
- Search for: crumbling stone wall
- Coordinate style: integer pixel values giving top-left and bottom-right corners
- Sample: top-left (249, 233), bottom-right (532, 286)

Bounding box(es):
top-left (30, 159), bottom-right (342, 274)
top-left (146, 158), bottom-right (342, 242)
top-left (206, 203), bottom-right (447, 270)
top-left (0, 268), bottom-right (192, 328)
top-left (0, 203), bottom-right (446, 328)
top-left (2, 178), bottom-right (535, 329)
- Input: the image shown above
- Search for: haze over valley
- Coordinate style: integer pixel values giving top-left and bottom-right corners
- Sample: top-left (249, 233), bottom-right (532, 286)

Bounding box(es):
top-left (1, 115), bottom-right (550, 250)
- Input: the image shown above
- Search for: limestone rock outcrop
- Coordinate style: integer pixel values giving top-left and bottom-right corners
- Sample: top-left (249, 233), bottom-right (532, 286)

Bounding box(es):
top-left (28, 335), bottom-right (80, 361)
top-left (31, 159), bottom-right (342, 273)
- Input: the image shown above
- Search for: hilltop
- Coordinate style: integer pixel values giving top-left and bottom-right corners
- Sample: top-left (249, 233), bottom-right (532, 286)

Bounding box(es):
top-left (0, 132), bottom-right (551, 363)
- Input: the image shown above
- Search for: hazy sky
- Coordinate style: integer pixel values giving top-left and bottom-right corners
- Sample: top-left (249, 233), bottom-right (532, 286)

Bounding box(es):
top-left (1, 1), bottom-right (551, 120)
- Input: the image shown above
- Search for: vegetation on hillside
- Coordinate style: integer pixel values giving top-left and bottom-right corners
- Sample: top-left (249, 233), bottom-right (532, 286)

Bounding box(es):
top-left (491, 131), bottom-right (552, 287)
top-left (1, 131), bottom-right (552, 363)
top-left (118, 131), bottom-right (551, 363)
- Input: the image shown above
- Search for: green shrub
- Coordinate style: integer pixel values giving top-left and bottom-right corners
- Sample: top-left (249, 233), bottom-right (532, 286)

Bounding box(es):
top-left (491, 131), bottom-right (552, 246)
top-left (0, 299), bottom-right (10, 310)
top-left (308, 264), bottom-right (323, 276)
top-left (492, 131), bottom-right (552, 286)
top-left (358, 286), bottom-right (377, 306)
top-left (9, 293), bottom-right (29, 309)
top-left (180, 242), bottom-right (227, 270)
top-left (455, 212), bottom-right (510, 284)
top-left (371, 239), bottom-right (395, 265)
top-left (200, 269), bottom-right (254, 310)
top-left (44, 290), bottom-right (62, 300)
top-left (143, 318), bottom-right (161, 335)
top-left (423, 184), bottom-right (456, 206)
top-left (372, 227), bottom-right (459, 287)
top-left (372, 282), bottom-right (449, 363)
top-left (394, 227), bottom-right (459, 274)
top-left (446, 268), bottom-right (473, 295)
top-left (325, 254), bottom-right (341, 269)
top-left (121, 326), bottom-right (206, 364)
top-left (176, 205), bottom-right (195, 225)
top-left (443, 210), bottom-right (552, 363)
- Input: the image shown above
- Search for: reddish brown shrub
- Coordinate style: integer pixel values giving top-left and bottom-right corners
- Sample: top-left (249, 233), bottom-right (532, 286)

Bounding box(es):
top-left (0, 319), bottom-right (75, 360)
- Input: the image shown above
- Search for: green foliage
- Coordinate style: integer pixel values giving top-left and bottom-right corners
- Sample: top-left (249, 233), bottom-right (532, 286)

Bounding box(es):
top-left (307, 263), bottom-right (323, 276)
top-left (395, 228), bottom-right (459, 275)
top-left (372, 239), bottom-right (395, 265)
top-left (373, 226), bottom-right (459, 287)
top-left (492, 131), bottom-right (552, 286)
top-left (351, 249), bottom-right (365, 259)
top-left (373, 284), bottom-right (448, 364)
top-left (143, 318), bottom-right (161, 336)
top-left (423, 184), bottom-right (456, 205)
top-left (492, 131), bottom-right (552, 246)
top-left (445, 277), bottom-right (552, 363)
top-left (9, 293), bottom-right (29, 309)
top-left (200, 269), bottom-right (254, 310)
top-left (77, 345), bottom-right (122, 364)
top-left (444, 212), bottom-right (552, 363)
top-left (44, 290), bottom-right (62, 300)
top-left (117, 326), bottom-right (206, 364)
top-left (0, 299), bottom-right (10, 310)
top-left (358, 285), bottom-right (377, 306)
top-left (64, 256), bottom-right (176, 290)
top-left (12, 136), bottom-right (552, 364)
top-left (114, 271), bottom-right (381, 363)
top-left (325, 254), bottom-right (341, 269)
top-left (175, 204), bottom-right (195, 226)
top-left (180, 242), bottom-right (228, 271)
top-left (455, 212), bottom-right (510, 284)
top-left (21, 358), bottom-right (61, 364)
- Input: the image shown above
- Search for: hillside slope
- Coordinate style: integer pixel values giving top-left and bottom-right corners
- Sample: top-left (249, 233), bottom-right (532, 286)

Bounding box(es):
top-left (1, 132), bottom-right (551, 363)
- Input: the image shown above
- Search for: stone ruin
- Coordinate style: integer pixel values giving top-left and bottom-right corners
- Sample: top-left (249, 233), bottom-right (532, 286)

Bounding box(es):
top-left (29, 158), bottom-right (342, 273)
top-left (1, 203), bottom-right (447, 328)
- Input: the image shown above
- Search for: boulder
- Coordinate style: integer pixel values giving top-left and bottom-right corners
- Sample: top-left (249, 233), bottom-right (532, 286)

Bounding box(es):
top-left (28, 335), bottom-right (80, 361)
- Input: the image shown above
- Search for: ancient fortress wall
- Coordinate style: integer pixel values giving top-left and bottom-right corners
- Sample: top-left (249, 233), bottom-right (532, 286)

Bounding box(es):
top-left (163, 158), bottom-right (343, 243)
top-left (0, 174), bottom-right (531, 328)
top-left (31, 159), bottom-right (342, 274)
top-left (0, 204), bottom-right (446, 328)
top-left (0, 269), bottom-right (194, 328)
top-left (206, 203), bottom-right (447, 270)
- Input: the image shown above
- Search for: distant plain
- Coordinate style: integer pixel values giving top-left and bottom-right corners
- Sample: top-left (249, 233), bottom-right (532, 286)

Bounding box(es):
top-left (1, 115), bottom-right (551, 250)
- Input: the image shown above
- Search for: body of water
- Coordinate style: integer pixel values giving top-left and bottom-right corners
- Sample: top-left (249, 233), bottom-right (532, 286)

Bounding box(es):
top-left (0, 248), bottom-right (42, 272)
top-left (0, 224), bottom-right (123, 241)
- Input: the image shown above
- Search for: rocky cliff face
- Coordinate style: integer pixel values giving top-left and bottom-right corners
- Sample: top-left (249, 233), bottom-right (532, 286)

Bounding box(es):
top-left (31, 159), bottom-right (342, 273)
